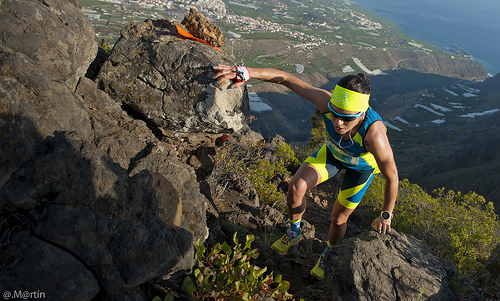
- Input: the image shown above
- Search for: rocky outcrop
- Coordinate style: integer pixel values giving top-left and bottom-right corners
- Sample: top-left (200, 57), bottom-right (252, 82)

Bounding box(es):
top-left (320, 230), bottom-right (457, 300)
top-left (182, 8), bottom-right (225, 47)
top-left (96, 19), bottom-right (246, 134)
top-left (0, 0), bottom-right (246, 299)
top-left (0, 0), bottom-right (95, 188)
top-left (0, 0), bottom-right (97, 90)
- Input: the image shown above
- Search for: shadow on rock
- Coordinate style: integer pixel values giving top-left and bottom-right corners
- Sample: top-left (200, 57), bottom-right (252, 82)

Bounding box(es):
top-left (0, 114), bottom-right (194, 300)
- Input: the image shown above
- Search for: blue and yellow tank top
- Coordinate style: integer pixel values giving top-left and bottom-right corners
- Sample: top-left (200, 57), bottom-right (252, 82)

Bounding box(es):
top-left (322, 107), bottom-right (384, 173)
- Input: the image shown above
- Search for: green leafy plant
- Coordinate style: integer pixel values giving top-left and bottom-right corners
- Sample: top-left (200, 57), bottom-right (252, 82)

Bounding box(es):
top-left (183, 233), bottom-right (294, 300)
top-left (432, 188), bottom-right (499, 272)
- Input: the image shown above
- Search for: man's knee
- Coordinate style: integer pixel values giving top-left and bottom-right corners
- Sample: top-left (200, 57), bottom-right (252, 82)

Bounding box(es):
top-left (331, 215), bottom-right (348, 227)
top-left (288, 178), bottom-right (308, 198)
top-left (331, 205), bottom-right (351, 226)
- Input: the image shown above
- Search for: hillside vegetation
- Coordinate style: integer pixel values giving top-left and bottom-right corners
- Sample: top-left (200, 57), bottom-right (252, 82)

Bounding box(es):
top-left (361, 177), bottom-right (499, 274)
top-left (217, 138), bottom-right (500, 274)
top-left (168, 137), bottom-right (500, 300)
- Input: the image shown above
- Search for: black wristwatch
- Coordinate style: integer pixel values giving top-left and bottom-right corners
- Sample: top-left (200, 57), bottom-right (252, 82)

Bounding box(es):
top-left (381, 211), bottom-right (393, 220)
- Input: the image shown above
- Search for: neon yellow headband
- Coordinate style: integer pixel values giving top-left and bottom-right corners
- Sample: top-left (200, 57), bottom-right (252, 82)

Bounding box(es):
top-left (329, 85), bottom-right (370, 112)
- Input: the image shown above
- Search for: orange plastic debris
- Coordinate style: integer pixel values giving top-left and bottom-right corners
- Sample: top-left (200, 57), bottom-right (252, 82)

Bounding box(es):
top-left (175, 25), bottom-right (222, 52)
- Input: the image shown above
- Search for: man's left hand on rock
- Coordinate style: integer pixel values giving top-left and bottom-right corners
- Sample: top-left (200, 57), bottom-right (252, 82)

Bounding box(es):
top-left (371, 217), bottom-right (392, 234)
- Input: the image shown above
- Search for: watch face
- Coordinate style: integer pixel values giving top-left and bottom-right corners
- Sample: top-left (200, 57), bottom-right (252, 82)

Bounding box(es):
top-left (382, 211), bottom-right (391, 220)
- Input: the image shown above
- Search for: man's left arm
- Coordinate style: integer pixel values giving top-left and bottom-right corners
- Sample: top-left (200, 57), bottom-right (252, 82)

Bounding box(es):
top-left (364, 121), bottom-right (399, 234)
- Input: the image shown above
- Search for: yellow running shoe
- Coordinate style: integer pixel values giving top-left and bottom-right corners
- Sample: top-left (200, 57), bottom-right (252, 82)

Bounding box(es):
top-left (310, 252), bottom-right (326, 280)
top-left (271, 229), bottom-right (301, 255)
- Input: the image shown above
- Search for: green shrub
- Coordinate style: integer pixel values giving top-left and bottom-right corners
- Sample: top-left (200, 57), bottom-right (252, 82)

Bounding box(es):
top-left (360, 176), bottom-right (500, 274)
top-left (432, 188), bottom-right (499, 272)
top-left (182, 233), bottom-right (294, 300)
top-left (99, 38), bottom-right (114, 53)
top-left (247, 141), bottom-right (299, 210)
top-left (309, 109), bottom-right (326, 148)
top-left (209, 140), bottom-right (299, 212)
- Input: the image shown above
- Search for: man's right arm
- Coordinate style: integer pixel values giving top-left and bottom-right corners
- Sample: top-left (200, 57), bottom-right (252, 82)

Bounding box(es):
top-left (213, 65), bottom-right (331, 112)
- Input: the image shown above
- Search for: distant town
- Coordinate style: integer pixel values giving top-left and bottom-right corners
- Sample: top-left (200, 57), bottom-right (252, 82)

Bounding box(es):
top-left (80, 0), bottom-right (392, 52)
top-left (79, 0), bottom-right (471, 81)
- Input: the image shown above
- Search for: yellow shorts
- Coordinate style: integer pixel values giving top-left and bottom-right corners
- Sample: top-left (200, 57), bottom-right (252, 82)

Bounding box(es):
top-left (305, 144), bottom-right (375, 209)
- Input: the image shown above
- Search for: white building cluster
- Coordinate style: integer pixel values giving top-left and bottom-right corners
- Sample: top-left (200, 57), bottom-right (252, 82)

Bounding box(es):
top-left (187, 0), bottom-right (226, 19)
top-left (353, 13), bottom-right (382, 30)
top-left (120, 0), bottom-right (226, 19)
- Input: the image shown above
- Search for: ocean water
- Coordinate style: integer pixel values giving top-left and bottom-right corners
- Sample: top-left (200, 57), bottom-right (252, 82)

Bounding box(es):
top-left (351, 0), bottom-right (500, 76)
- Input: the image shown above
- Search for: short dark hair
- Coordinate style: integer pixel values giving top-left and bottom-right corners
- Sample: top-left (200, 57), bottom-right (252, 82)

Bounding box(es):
top-left (337, 73), bottom-right (370, 94)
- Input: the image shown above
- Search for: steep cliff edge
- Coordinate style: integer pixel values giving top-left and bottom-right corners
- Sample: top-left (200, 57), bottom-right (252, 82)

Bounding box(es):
top-left (0, 1), bottom-right (494, 300)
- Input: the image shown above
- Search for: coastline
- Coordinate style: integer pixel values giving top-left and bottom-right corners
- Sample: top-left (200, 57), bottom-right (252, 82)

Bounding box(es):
top-left (351, 0), bottom-right (500, 76)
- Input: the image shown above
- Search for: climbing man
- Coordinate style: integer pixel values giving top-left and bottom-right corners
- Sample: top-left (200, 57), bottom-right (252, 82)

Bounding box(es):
top-left (213, 65), bottom-right (399, 280)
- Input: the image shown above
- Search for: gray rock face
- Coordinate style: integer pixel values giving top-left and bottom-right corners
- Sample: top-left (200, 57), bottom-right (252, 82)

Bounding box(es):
top-left (75, 77), bottom-right (209, 241)
top-left (0, 78), bottom-right (93, 192)
top-left (97, 19), bottom-right (248, 134)
top-left (0, 0), bottom-right (97, 90)
top-left (0, 0), bottom-right (244, 299)
top-left (296, 230), bottom-right (458, 300)
top-left (0, 0), bottom-right (95, 189)
top-left (1, 231), bottom-right (100, 300)
top-left (1, 129), bottom-right (197, 297)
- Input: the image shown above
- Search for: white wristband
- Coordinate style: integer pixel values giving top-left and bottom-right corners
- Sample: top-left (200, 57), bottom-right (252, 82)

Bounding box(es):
top-left (235, 66), bottom-right (250, 82)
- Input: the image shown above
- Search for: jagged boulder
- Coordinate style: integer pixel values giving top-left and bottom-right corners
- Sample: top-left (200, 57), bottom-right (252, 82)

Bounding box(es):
top-left (0, 0), bottom-right (95, 188)
top-left (294, 230), bottom-right (458, 300)
top-left (182, 8), bottom-right (225, 47)
top-left (77, 76), bottom-right (209, 242)
top-left (0, 0), bottom-right (97, 90)
top-left (96, 19), bottom-right (248, 134)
